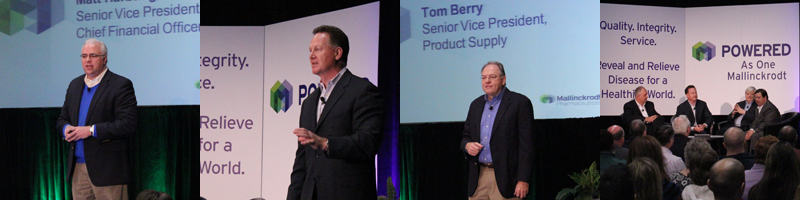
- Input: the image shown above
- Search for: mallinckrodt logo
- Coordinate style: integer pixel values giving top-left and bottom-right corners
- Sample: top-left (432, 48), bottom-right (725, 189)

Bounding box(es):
top-left (692, 41), bottom-right (716, 61)
top-left (0, 0), bottom-right (64, 35)
top-left (539, 94), bottom-right (554, 104)
top-left (270, 80), bottom-right (293, 113)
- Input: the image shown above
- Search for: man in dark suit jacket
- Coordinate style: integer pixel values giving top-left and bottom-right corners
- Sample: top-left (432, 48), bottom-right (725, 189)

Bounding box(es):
top-left (720, 87), bottom-right (758, 135)
top-left (289, 25), bottom-right (384, 200)
top-left (57, 39), bottom-right (137, 199)
top-left (746, 89), bottom-right (781, 151)
top-left (622, 86), bottom-right (663, 137)
top-left (670, 115), bottom-right (692, 161)
top-left (462, 61), bottom-right (534, 200)
top-left (675, 85), bottom-right (713, 135)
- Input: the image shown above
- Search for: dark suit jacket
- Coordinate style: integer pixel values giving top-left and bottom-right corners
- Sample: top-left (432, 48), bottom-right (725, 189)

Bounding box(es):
top-left (675, 100), bottom-right (713, 134)
top-left (56, 70), bottom-right (137, 186)
top-left (460, 88), bottom-right (535, 198)
top-left (670, 134), bottom-right (690, 161)
top-left (727, 100), bottom-right (757, 131)
top-left (622, 99), bottom-right (660, 124)
top-left (622, 99), bottom-right (662, 136)
top-left (749, 100), bottom-right (780, 149)
top-left (288, 70), bottom-right (384, 200)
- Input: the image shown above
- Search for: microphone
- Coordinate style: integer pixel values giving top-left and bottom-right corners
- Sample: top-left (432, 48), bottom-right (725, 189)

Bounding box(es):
top-left (489, 105), bottom-right (493, 110)
top-left (320, 97), bottom-right (326, 104)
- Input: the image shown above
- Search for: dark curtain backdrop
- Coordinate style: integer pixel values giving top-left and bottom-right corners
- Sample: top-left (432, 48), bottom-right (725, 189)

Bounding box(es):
top-left (0, 105), bottom-right (199, 199)
top-left (399, 117), bottom-right (602, 200)
top-left (376, 0), bottom-right (401, 197)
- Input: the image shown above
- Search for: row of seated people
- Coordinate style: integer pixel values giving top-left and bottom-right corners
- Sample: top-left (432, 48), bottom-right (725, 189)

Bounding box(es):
top-left (622, 85), bottom-right (786, 152)
top-left (601, 120), bottom-right (800, 200)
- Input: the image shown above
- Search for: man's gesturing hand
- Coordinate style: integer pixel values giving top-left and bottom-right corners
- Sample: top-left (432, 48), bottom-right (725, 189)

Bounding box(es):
top-left (515, 181), bottom-right (529, 198)
top-left (294, 128), bottom-right (328, 150)
top-left (465, 142), bottom-right (484, 156)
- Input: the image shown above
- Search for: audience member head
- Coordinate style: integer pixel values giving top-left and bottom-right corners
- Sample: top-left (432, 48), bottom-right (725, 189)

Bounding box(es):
top-left (672, 115), bottom-right (691, 136)
top-left (602, 130), bottom-right (615, 151)
top-left (630, 119), bottom-right (647, 137)
top-left (655, 125), bottom-right (674, 148)
top-left (753, 135), bottom-right (779, 164)
top-left (754, 88), bottom-right (768, 106)
top-left (136, 189), bottom-right (172, 200)
top-left (628, 135), bottom-right (666, 178)
top-left (749, 141), bottom-right (800, 200)
top-left (708, 158), bottom-right (745, 200)
top-left (628, 157), bottom-right (662, 200)
top-left (634, 86), bottom-right (648, 104)
top-left (608, 125), bottom-right (626, 146)
top-left (600, 164), bottom-right (634, 200)
top-left (744, 86), bottom-right (756, 103)
top-left (778, 125), bottom-right (798, 148)
top-left (723, 127), bottom-right (746, 155)
top-left (683, 138), bottom-right (718, 186)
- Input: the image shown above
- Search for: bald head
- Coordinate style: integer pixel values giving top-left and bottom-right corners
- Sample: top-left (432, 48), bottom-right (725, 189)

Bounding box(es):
top-left (723, 127), bottom-right (746, 154)
top-left (608, 125), bottom-right (625, 142)
top-left (779, 125), bottom-right (798, 145)
top-left (708, 158), bottom-right (745, 199)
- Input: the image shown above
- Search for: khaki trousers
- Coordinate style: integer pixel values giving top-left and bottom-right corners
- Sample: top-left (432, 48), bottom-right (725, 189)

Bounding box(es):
top-left (469, 166), bottom-right (522, 200)
top-left (72, 163), bottom-right (128, 200)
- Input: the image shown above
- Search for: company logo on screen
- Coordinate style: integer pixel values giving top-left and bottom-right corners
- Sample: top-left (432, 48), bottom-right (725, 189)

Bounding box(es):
top-left (270, 80), bottom-right (293, 113)
top-left (539, 95), bottom-right (554, 104)
top-left (540, 94), bottom-right (600, 106)
top-left (692, 41), bottom-right (716, 61)
top-left (0, 0), bottom-right (64, 35)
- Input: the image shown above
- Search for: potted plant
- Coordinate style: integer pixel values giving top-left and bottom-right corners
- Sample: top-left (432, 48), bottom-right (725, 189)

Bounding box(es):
top-left (555, 161), bottom-right (600, 200)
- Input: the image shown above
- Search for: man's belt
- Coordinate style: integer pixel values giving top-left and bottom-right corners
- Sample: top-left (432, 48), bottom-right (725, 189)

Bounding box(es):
top-left (479, 162), bottom-right (494, 168)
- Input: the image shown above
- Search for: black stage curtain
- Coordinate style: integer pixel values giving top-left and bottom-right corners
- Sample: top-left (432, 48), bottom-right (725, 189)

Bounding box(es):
top-left (0, 105), bottom-right (199, 199)
top-left (399, 117), bottom-right (601, 200)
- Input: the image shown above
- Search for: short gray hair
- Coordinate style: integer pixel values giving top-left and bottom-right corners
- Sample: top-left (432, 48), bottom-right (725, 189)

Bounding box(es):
top-left (481, 61), bottom-right (506, 76)
top-left (634, 86), bottom-right (646, 97)
top-left (82, 38), bottom-right (107, 55)
top-left (672, 115), bottom-right (691, 135)
top-left (745, 86), bottom-right (756, 94)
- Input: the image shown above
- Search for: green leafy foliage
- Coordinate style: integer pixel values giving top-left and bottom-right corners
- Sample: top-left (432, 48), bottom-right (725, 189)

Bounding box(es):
top-left (555, 162), bottom-right (600, 200)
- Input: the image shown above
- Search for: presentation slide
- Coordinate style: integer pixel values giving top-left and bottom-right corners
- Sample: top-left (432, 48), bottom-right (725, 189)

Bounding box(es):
top-left (400, 0), bottom-right (600, 123)
top-left (200, 2), bottom-right (380, 199)
top-left (600, 3), bottom-right (799, 116)
top-left (0, 0), bottom-right (200, 108)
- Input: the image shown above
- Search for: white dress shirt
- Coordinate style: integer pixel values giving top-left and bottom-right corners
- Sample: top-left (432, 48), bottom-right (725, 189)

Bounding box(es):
top-left (662, 146), bottom-right (686, 175)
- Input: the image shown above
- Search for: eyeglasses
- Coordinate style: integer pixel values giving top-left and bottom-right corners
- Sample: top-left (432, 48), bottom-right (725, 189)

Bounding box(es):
top-left (80, 54), bottom-right (105, 59)
top-left (481, 75), bottom-right (503, 81)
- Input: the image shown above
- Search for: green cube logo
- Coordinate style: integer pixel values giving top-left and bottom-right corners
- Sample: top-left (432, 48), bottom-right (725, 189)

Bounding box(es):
top-left (692, 41), bottom-right (716, 61)
top-left (540, 94), bottom-right (554, 104)
top-left (0, 0), bottom-right (64, 35)
top-left (270, 80), bottom-right (293, 113)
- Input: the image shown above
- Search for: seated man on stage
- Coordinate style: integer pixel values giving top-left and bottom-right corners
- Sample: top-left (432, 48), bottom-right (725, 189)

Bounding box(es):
top-left (675, 85), bottom-right (713, 135)
top-left (746, 88), bottom-right (781, 151)
top-left (718, 86), bottom-right (757, 135)
top-left (622, 86), bottom-right (663, 136)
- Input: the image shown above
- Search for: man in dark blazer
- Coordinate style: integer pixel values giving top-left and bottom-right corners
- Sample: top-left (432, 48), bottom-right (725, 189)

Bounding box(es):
top-left (622, 86), bottom-right (663, 137)
top-left (289, 25), bottom-right (383, 200)
top-left (57, 38), bottom-right (137, 199)
top-left (746, 89), bottom-right (780, 151)
top-left (670, 115), bottom-right (692, 161)
top-left (719, 86), bottom-right (758, 135)
top-left (675, 85), bottom-right (713, 135)
top-left (461, 61), bottom-right (534, 200)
